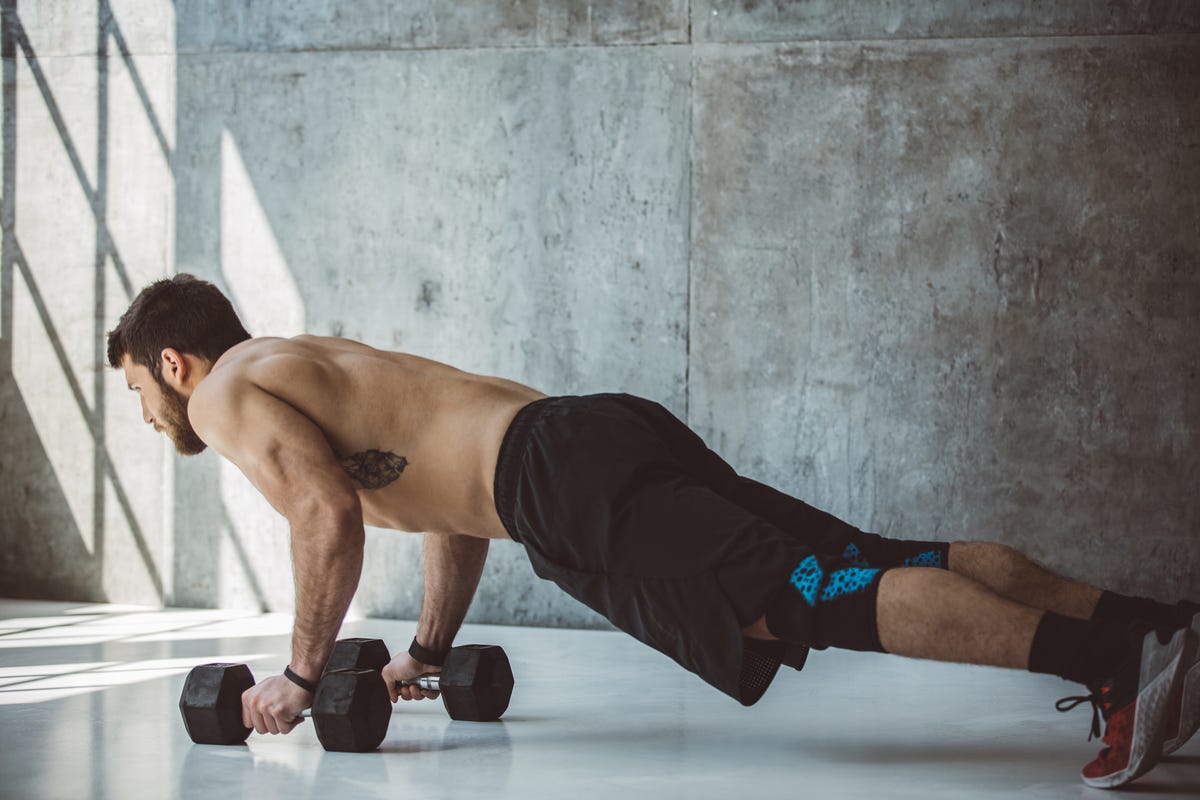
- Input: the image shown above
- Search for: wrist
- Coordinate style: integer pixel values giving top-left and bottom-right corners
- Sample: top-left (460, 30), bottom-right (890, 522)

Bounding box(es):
top-left (283, 665), bottom-right (318, 693)
top-left (409, 636), bottom-right (449, 667)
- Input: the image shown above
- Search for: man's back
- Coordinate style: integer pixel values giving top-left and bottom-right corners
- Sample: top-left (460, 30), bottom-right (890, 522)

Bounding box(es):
top-left (197, 335), bottom-right (544, 537)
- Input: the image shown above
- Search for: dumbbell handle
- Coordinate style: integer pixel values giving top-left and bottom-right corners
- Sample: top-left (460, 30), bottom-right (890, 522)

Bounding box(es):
top-left (400, 674), bottom-right (441, 692)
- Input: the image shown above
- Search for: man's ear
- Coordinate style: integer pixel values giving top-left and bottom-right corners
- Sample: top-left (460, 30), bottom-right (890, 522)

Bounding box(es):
top-left (160, 347), bottom-right (187, 388)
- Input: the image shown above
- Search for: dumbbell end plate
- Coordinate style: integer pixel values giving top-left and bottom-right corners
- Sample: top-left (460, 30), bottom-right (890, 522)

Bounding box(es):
top-left (440, 645), bottom-right (514, 722)
top-left (312, 669), bottom-right (392, 752)
top-left (179, 663), bottom-right (254, 745)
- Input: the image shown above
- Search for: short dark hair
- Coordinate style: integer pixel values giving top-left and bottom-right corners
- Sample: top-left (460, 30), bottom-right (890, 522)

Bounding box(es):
top-left (106, 273), bottom-right (251, 381)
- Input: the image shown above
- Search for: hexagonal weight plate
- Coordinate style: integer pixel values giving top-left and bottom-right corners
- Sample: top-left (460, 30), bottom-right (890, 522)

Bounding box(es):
top-left (323, 638), bottom-right (390, 677)
top-left (179, 663), bottom-right (254, 745)
top-left (440, 645), bottom-right (514, 722)
top-left (311, 668), bottom-right (391, 752)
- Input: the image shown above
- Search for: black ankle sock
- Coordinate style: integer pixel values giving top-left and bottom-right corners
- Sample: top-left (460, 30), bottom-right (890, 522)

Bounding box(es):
top-left (1091, 590), bottom-right (1196, 632)
top-left (1028, 612), bottom-right (1133, 686)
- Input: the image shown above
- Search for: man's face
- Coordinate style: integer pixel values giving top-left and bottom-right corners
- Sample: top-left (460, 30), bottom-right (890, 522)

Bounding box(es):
top-left (121, 355), bottom-right (207, 455)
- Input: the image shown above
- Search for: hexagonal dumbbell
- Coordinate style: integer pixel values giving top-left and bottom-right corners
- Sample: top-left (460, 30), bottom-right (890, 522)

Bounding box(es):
top-left (328, 637), bottom-right (514, 721)
top-left (308, 668), bottom-right (392, 752)
top-left (178, 662), bottom-right (255, 746)
top-left (178, 662), bottom-right (391, 752)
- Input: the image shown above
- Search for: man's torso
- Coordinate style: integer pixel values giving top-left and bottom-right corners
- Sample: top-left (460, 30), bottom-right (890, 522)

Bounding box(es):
top-left (201, 335), bottom-right (545, 538)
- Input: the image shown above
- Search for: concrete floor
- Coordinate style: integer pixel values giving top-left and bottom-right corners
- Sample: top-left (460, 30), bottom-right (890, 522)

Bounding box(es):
top-left (1, 599), bottom-right (1197, 800)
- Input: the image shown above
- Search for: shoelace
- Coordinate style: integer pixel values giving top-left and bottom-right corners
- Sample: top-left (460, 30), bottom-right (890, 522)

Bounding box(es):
top-left (1056, 691), bottom-right (1108, 741)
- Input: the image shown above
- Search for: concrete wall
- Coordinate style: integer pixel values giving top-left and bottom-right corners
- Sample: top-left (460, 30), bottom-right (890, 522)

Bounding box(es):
top-left (2, 1), bottom-right (1197, 629)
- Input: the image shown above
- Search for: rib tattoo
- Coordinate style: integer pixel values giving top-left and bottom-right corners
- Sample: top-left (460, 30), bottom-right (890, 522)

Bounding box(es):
top-left (339, 449), bottom-right (409, 490)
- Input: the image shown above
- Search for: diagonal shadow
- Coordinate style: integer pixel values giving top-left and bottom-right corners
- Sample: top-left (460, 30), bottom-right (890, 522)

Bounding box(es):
top-left (10, 12), bottom-right (134, 299)
top-left (2, 3), bottom-right (210, 609)
top-left (5, 3), bottom-right (274, 615)
top-left (12, 235), bottom-right (163, 601)
top-left (219, 499), bottom-right (271, 613)
top-left (13, 233), bottom-right (272, 611)
top-left (0, 611), bottom-right (129, 639)
top-left (0, 615), bottom-right (266, 667)
top-left (103, 2), bottom-right (172, 168)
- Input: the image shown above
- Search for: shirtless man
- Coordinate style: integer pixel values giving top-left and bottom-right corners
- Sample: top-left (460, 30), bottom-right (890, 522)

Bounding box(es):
top-left (108, 274), bottom-right (1199, 788)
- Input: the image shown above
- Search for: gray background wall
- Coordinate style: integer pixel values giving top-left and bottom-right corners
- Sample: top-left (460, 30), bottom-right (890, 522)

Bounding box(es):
top-left (2, 1), bottom-right (1197, 628)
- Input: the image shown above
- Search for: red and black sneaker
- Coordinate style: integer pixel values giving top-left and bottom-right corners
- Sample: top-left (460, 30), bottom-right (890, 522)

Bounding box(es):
top-left (1056, 625), bottom-right (1190, 788)
top-left (1162, 610), bottom-right (1200, 756)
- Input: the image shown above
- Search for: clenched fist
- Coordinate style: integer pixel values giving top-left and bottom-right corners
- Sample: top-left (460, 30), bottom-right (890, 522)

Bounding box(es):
top-left (381, 650), bottom-right (442, 702)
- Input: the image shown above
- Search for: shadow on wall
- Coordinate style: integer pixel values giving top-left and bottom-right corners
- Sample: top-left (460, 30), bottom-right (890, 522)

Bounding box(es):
top-left (171, 79), bottom-right (308, 613)
top-left (0, 1), bottom-right (277, 607)
top-left (1, 1), bottom-right (152, 602)
top-left (0, 379), bottom-right (107, 599)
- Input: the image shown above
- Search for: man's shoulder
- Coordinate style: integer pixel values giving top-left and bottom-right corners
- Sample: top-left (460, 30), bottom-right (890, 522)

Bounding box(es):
top-left (190, 341), bottom-right (285, 422)
top-left (213, 335), bottom-right (302, 367)
top-left (192, 335), bottom-right (359, 416)
top-left (187, 348), bottom-right (304, 452)
top-left (206, 336), bottom-right (322, 385)
top-left (188, 364), bottom-right (254, 437)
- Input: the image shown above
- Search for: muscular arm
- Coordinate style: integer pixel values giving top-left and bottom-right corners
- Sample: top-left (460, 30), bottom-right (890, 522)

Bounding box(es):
top-left (416, 533), bottom-right (489, 655)
top-left (190, 376), bottom-right (364, 681)
top-left (383, 533), bottom-right (488, 702)
top-left (289, 509), bottom-right (364, 679)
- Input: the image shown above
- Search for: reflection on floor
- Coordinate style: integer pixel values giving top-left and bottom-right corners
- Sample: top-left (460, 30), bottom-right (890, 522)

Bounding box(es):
top-left (1, 599), bottom-right (1197, 799)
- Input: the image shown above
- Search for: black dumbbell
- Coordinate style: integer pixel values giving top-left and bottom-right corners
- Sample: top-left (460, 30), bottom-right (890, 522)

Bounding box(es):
top-left (327, 637), bottom-right (514, 722)
top-left (179, 662), bottom-right (391, 752)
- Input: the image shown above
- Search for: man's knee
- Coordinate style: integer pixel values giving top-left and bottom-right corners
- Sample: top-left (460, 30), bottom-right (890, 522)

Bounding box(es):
top-left (947, 540), bottom-right (1022, 576)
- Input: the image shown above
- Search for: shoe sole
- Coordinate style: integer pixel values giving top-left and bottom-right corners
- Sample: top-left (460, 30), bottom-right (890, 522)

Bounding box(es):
top-left (1163, 612), bottom-right (1200, 756)
top-left (1082, 626), bottom-right (1188, 788)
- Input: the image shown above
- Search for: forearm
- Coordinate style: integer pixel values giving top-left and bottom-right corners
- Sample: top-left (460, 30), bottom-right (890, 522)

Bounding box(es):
top-left (416, 533), bottom-right (489, 654)
top-left (289, 509), bottom-right (365, 680)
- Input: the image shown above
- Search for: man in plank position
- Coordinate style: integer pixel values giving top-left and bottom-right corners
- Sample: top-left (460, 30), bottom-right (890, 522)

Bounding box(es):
top-left (108, 274), bottom-right (1198, 788)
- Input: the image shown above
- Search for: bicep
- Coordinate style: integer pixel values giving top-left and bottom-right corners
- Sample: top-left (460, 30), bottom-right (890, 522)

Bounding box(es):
top-left (192, 383), bottom-right (359, 521)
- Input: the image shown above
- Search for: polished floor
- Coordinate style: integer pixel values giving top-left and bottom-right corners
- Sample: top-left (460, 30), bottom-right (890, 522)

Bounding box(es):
top-left (1, 599), bottom-right (1197, 799)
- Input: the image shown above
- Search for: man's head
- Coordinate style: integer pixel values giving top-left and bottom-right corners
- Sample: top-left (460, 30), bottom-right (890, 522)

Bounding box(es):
top-left (106, 274), bottom-right (251, 455)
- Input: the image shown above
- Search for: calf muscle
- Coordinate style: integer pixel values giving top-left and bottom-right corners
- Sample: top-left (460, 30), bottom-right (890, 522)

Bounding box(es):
top-left (876, 568), bottom-right (1042, 669)
top-left (948, 541), bottom-right (1102, 620)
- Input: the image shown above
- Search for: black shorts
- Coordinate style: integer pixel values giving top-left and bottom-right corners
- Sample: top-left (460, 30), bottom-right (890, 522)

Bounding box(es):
top-left (493, 393), bottom-right (950, 703)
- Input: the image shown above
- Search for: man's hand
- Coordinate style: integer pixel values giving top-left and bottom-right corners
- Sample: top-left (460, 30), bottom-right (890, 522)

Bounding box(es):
top-left (241, 674), bottom-right (313, 735)
top-left (381, 651), bottom-right (442, 703)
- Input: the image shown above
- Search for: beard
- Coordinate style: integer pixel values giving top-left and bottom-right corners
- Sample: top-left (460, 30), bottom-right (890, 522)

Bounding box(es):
top-left (158, 381), bottom-right (208, 456)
